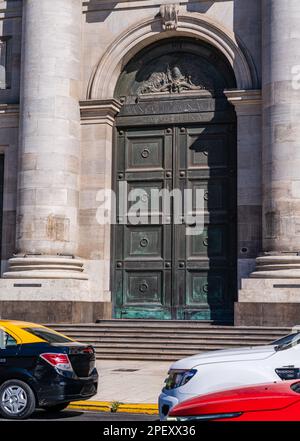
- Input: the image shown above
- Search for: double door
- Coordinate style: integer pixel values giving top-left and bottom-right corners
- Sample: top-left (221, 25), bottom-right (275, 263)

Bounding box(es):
top-left (112, 124), bottom-right (236, 322)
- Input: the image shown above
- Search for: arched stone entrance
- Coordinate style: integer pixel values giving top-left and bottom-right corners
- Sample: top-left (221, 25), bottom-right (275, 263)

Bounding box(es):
top-left (88, 13), bottom-right (258, 99)
top-left (111, 38), bottom-right (237, 322)
top-left (81, 12), bottom-right (261, 323)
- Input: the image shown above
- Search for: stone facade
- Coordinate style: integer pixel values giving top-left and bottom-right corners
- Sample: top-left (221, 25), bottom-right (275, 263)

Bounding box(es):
top-left (0, 0), bottom-right (298, 325)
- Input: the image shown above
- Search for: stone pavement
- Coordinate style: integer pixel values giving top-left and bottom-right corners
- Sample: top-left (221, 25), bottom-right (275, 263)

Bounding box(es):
top-left (91, 360), bottom-right (171, 404)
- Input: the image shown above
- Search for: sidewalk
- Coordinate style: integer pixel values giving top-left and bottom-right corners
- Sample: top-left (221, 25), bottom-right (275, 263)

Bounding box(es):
top-left (69, 360), bottom-right (170, 414)
top-left (94, 360), bottom-right (170, 403)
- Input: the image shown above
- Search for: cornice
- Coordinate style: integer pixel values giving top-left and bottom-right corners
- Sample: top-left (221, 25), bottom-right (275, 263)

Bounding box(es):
top-left (225, 89), bottom-right (262, 104)
top-left (80, 99), bottom-right (122, 125)
top-left (224, 89), bottom-right (262, 115)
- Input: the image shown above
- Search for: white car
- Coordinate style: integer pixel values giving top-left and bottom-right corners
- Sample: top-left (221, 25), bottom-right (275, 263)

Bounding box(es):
top-left (159, 331), bottom-right (300, 420)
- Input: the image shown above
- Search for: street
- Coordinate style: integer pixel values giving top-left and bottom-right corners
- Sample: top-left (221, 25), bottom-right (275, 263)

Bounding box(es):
top-left (1, 410), bottom-right (158, 421)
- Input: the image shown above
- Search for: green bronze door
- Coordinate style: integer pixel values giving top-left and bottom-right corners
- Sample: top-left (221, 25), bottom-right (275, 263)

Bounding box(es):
top-left (113, 127), bottom-right (173, 319)
top-left (112, 124), bottom-right (236, 322)
top-left (174, 125), bottom-right (236, 322)
top-left (112, 37), bottom-right (237, 322)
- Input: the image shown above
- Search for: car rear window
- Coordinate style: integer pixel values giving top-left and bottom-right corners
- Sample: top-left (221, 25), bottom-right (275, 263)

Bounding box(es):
top-left (23, 327), bottom-right (71, 343)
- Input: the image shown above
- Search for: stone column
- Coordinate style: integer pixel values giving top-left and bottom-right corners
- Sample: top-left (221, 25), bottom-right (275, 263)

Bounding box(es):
top-left (236, 1), bottom-right (300, 326)
top-left (251, 0), bottom-right (300, 278)
top-left (5, 0), bottom-right (85, 279)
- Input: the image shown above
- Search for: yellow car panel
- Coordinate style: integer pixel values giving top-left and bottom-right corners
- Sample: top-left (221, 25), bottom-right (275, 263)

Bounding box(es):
top-left (0, 320), bottom-right (74, 344)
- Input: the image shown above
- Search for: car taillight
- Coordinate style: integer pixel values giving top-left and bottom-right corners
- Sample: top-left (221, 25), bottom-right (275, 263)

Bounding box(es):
top-left (40, 353), bottom-right (73, 372)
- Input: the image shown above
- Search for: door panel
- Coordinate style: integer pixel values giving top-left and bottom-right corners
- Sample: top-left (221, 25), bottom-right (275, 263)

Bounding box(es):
top-left (186, 270), bottom-right (228, 305)
top-left (187, 136), bottom-right (229, 169)
top-left (175, 125), bottom-right (236, 321)
top-left (188, 224), bottom-right (228, 259)
top-left (124, 226), bottom-right (163, 259)
top-left (114, 128), bottom-right (173, 319)
top-left (113, 124), bottom-right (236, 322)
top-left (126, 137), bottom-right (164, 170)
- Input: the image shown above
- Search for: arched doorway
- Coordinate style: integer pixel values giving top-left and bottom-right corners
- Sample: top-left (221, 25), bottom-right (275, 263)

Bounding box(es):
top-left (112, 38), bottom-right (237, 323)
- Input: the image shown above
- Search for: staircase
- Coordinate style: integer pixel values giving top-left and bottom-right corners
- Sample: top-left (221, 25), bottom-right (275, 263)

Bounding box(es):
top-left (48, 320), bottom-right (292, 362)
top-left (47, 320), bottom-right (291, 361)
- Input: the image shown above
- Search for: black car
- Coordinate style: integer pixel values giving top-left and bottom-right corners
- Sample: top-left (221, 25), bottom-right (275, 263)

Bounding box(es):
top-left (0, 320), bottom-right (98, 419)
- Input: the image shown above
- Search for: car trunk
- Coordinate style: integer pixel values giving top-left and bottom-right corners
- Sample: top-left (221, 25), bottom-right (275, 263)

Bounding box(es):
top-left (52, 343), bottom-right (96, 378)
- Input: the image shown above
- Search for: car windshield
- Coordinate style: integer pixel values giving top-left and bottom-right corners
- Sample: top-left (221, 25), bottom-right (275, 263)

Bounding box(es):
top-left (271, 332), bottom-right (300, 351)
top-left (23, 327), bottom-right (71, 344)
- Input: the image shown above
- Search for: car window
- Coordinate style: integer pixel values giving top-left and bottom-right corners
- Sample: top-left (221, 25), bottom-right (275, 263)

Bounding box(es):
top-left (0, 329), bottom-right (17, 349)
top-left (272, 332), bottom-right (300, 351)
top-left (23, 327), bottom-right (71, 344)
top-left (271, 332), bottom-right (300, 346)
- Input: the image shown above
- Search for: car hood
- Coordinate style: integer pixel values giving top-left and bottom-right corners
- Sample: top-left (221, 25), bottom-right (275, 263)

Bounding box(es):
top-left (169, 381), bottom-right (300, 416)
top-left (171, 345), bottom-right (276, 369)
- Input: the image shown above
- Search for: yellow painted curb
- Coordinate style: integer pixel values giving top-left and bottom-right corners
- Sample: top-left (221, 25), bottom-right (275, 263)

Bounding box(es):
top-left (118, 404), bottom-right (158, 415)
top-left (68, 401), bottom-right (159, 415)
top-left (68, 401), bottom-right (111, 412)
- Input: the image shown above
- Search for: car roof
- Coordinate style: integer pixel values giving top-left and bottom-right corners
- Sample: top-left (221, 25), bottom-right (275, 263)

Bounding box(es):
top-left (0, 319), bottom-right (43, 328)
top-left (0, 320), bottom-right (74, 344)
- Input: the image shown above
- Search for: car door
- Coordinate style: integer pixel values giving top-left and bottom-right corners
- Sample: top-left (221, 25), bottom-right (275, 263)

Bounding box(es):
top-left (0, 328), bottom-right (20, 380)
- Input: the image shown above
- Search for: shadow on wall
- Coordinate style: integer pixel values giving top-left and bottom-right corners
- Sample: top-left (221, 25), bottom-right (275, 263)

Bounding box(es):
top-left (233, 0), bottom-right (261, 88)
top-left (233, 0), bottom-right (262, 268)
top-left (83, 1), bottom-right (118, 23)
top-left (186, 1), bottom-right (214, 14)
top-left (83, 0), bottom-right (214, 24)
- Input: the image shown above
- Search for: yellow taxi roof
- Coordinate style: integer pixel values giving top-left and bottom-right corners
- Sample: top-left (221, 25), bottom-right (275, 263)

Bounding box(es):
top-left (0, 320), bottom-right (74, 344)
top-left (0, 320), bottom-right (43, 328)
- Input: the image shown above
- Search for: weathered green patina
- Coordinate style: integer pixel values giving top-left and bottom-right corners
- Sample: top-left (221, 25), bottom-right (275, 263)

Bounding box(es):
top-left (112, 38), bottom-right (237, 323)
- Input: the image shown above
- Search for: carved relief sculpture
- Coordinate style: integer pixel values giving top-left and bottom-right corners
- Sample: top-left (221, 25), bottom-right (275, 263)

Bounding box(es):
top-left (137, 65), bottom-right (204, 95)
top-left (159, 3), bottom-right (179, 31)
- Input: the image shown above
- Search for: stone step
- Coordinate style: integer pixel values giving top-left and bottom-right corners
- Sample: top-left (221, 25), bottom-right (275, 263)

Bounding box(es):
top-left (92, 346), bottom-right (219, 354)
top-left (96, 319), bottom-right (291, 329)
top-left (53, 328), bottom-right (286, 335)
top-left (93, 338), bottom-right (274, 345)
top-left (86, 342), bottom-right (271, 350)
top-left (61, 335), bottom-right (274, 343)
top-left (47, 322), bottom-right (292, 361)
top-left (51, 327), bottom-right (289, 336)
top-left (96, 353), bottom-right (194, 361)
top-left (49, 321), bottom-right (291, 330)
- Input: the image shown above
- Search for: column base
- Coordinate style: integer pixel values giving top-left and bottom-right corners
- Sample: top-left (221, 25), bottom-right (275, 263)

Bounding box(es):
top-left (3, 256), bottom-right (88, 280)
top-left (0, 300), bottom-right (112, 323)
top-left (0, 278), bottom-right (112, 323)
top-left (239, 277), bottom-right (300, 303)
top-left (237, 255), bottom-right (300, 326)
top-left (235, 302), bottom-right (299, 327)
top-left (250, 255), bottom-right (300, 278)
